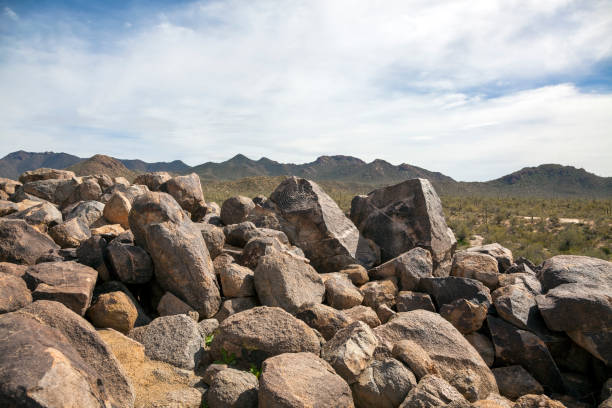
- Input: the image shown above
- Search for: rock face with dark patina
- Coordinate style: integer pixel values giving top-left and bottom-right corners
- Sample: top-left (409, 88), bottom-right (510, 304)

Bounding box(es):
top-left (350, 178), bottom-right (456, 275)
top-left (270, 177), bottom-right (376, 272)
top-left (128, 191), bottom-right (221, 318)
top-left (0, 219), bottom-right (59, 264)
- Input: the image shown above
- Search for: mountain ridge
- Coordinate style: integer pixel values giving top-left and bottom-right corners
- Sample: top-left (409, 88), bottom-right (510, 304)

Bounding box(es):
top-left (0, 151), bottom-right (610, 198)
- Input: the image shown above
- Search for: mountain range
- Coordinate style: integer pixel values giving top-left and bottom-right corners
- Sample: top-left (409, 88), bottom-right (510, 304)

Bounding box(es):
top-left (1, 151), bottom-right (611, 198)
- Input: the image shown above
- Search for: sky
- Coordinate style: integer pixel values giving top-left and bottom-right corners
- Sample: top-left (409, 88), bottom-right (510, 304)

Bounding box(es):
top-left (0, 0), bottom-right (611, 181)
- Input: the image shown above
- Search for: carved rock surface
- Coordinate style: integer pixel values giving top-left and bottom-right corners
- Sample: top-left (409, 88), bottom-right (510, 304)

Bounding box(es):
top-left (350, 178), bottom-right (456, 275)
top-left (270, 177), bottom-right (376, 272)
top-left (0, 219), bottom-right (59, 264)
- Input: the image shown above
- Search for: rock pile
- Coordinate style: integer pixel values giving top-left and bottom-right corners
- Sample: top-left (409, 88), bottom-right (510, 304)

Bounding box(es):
top-left (0, 169), bottom-right (609, 408)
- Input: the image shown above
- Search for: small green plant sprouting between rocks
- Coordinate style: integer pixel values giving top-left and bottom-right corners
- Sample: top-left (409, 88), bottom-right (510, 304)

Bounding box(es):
top-left (214, 348), bottom-right (237, 366)
top-left (249, 363), bottom-right (261, 379)
top-left (205, 334), bottom-right (214, 347)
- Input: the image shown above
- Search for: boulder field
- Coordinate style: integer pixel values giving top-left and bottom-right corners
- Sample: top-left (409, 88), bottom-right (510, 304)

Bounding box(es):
top-left (0, 168), bottom-right (609, 407)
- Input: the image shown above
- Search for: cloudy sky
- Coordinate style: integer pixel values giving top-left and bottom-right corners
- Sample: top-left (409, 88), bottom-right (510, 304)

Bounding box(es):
top-left (0, 0), bottom-right (611, 181)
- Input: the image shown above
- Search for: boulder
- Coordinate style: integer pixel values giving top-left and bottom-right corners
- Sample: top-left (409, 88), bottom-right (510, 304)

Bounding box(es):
top-left (0, 199), bottom-right (19, 216)
top-left (221, 195), bottom-right (256, 225)
top-left (375, 310), bottom-right (498, 401)
top-left (397, 291), bottom-right (436, 312)
top-left (399, 375), bottom-right (468, 408)
top-left (0, 262), bottom-right (27, 277)
top-left (207, 367), bottom-right (259, 408)
top-left (254, 248), bottom-right (324, 314)
top-left (87, 291), bottom-right (138, 334)
top-left (321, 320), bottom-right (378, 383)
top-left (498, 273), bottom-right (542, 296)
top-left (210, 306), bottom-right (321, 366)
top-left (0, 272), bottom-right (32, 313)
top-left (369, 247), bottom-right (433, 291)
top-left (467, 243), bottom-right (513, 273)
top-left (451, 251), bottom-right (499, 290)
top-left (535, 255), bottom-right (612, 365)
top-left (129, 192), bottom-right (221, 318)
top-left (157, 291), bottom-right (196, 317)
top-left (350, 178), bottom-right (456, 275)
top-left (91, 223), bottom-right (124, 238)
top-left (49, 216), bottom-right (91, 248)
top-left (487, 316), bottom-right (564, 393)
top-left (352, 358), bottom-right (417, 408)
top-left (0, 177), bottom-right (21, 194)
top-left (76, 235), bottom-right (107, 269)
top-left (440, 298), bottom-right (488, 334)
top-left (270, 177), bottom-right (376, 272)
top-left (465, 333), bottom-right (495, 367)
top-left (94, 280), bottom-right (151, 327)
top-left (215, 297), bottom-right (259, 322)
top-left (360, 278), bottom-right (398, 310)
top-left (104, 191), bottom-right (132, 228)
top-left (392, 339), bottom-right (439, 380)
top-left (258, 352), bottom-right (355, 408)
top-left (5, 201), bottom-right (62, 233)
top-left (159, 173), bottom-right (205, 214)
top-left (239, 236), bottom-right (286, 269)
top-left (133, 172), bottom-right (172, 191)
top-left (419, 276), bottom-right (492, 309)
top-left (344, 305), bottom-right (381, 328)
top-left (0, 311), bottom-right (114, 407)
top-left (325, 274), bottom-right (364, 309)
top-left (492, 366), bottom-right (544, 400)
top-left (14, 300), bottom-right (135, 407)
top-left (0, 219), bottom-right (59, 264)
top-left (139, 314), bottom-right (203, 370)
top-left (196, 222), bottom-right (226, 258)
top-left (63, 200), bottom-right (105, 226)
top-left (492, 284), bottom-right (546, 332)
top-left (19, 168), bottom-right (75, 183)
top-left (376, 304), bottom-right (396, 324)
top-left (219, 262), bottom-right (255, 298)
top-left (23, 261), bottom-right (97, 315)
top-left (98, 328), bottom-right (204, 408)
top-left (106, 239), bottom-right (154, 284)
top-left (339, 264), bottom-right (369, 286)
top-left (296, 302), bottom-right (354, 340)
top-left (199, 318), bottom-right (220, 338)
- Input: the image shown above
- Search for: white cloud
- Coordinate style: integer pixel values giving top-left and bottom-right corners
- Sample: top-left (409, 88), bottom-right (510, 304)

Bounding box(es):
top-left (0, 0), bottom-right (611, 180)
top-left (3, 6), bottom-right (18, 21)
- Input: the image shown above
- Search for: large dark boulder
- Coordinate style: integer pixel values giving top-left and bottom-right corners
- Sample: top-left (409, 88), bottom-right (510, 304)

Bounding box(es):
top-left (5, 202), bottom-right (62, 233)
top-left (536, 255), bottom-right (612, 365)
top-left (350, 178), bottom-right (456, 275)
top-left (270, 177), bottom-right (376, 272)
top-left (0, 272), bottom-right (32, 313)
top-left (0, 219), bottom-right (59, 265)
top-left (128, 192), bottom-right (221, 318)
top-left (160, 173), bottom-right (206, 217)
top-left (23, 261), bottom-right (97, 315)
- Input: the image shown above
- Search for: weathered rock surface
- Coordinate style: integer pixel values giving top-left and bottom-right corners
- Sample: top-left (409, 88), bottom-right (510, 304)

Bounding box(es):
top-left (87, 291), bottom-right (138, 334)
top-left (0, 272), bottom-right (32, 313)
top-left (397, 291), bottom-right (436, 312)
top-left (392, 339), bottom-right (439, 380)
top-left (129, 192), bottom-right (221, 318)
top-left (221, 195), bottom-right (256, 226)
top-left (352, 357), bottom-right (417, 408)
top-left (344, 305), bottom-right (381, 328)
top-left (157, 291), bottom-right (196, 317)
top-left (339, 264), bottom-right (369, 286)
top-left (210, 307), bottom-right (321, 366)
top-left (399, 375), bottom-right (468, 408)
top-left (452, 251), bottom-right (499, 290)
top-left (325, 273), bottom-right (364, 309)
top-left (160, 173), bottom-right (206, 216)
top-left (535, 255), bottom-right (612, 365)
top-left (296, 302), bottom-right (353, 340)
top-left (370, 247), bottom-right (433, 291)
top-left (419, 276), bottom-right (492, 309)
top-left (258, 352), bottom-right (355, 408)
top-left (350, 178), bottom-right (456, 275)
top-left (219, 262), bottom-right (255, 298)
top-left (0, 219), bottom-right (59, 264)
top-left (49, 216), bottom-right (91, 248)
top-left (207, 367), bottom-right (259, 408)
top-left (6, 201), bottom-right (62, 233)
top-left (63, 200), bottom-right (105, 226)
top-left (321, 321), bottom-right (378, 383)
top-left (104, 191), bottom-right (132, 228)
top-left (493, 284), bottom-right (546, 332)
top-left (133, 172), bottom-right (172, 191)
top-left (24, 261), bottom-right (97, 315)
top-left (487, 315), bottom-right (565, 393)
top-left (254, 248), bottom-right (324, 314)
top-left (360, 278), bottom-right (398, 309)
top-left (99, 328), bottom-right (204, 408)
top-left (196, 222), bottom-right (226, 258)
top-left (467, 243), bottom-right (514, 272)
top-left (492, 365), bottom-right (544, 400)
top-left (440, 298), bottom-right (488, 334)
top-left (107, 238), bottom-right (154, 284)
top-left (215, 297), bottom-right (258, 322)
top-left (512, 394), bottom-right (566, 407)
top-left (19, 168), bottom-right (75, 183)
top-left (375, 310), bottom-right (498, 401)
top-left (270, 177), bottom-right (376, 272)
top-left (465, 332), bottom-right (495, 368)
top-left (139, 314), bottom-right (203, 370)
top-left (15, 300), bottom-right (135, 407)
top-left (498, 273), bottom-right (542, 296)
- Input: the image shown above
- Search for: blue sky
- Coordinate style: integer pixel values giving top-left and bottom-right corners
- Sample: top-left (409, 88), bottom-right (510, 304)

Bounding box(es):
top-left (1, 0), bottom-right (611, 181)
